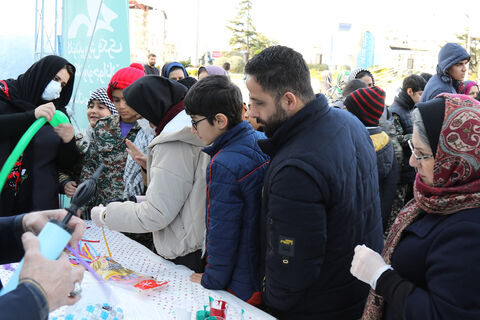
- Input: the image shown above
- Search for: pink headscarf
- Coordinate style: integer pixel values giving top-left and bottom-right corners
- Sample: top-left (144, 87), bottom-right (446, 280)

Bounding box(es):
top-left (459, 80), bottom-right (479, 95)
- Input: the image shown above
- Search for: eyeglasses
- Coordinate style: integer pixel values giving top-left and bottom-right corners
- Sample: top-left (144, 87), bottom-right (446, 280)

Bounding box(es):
top-left (191, 117), bottom-right (209, 130)
top-left (408, 139), bottom-right (434, 161)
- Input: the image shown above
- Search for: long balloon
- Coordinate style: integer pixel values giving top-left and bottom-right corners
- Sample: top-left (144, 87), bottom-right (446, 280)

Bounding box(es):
top-left (0, 110), bottom-right (70, 192)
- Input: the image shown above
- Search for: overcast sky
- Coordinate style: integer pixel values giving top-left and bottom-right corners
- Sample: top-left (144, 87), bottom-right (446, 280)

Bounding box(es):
top-left (160, 0), bottom-right (479, 58)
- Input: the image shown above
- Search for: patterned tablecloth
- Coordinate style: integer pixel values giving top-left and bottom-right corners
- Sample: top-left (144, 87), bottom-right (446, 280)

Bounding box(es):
top-left (0, 221), bottom-right (276, 320)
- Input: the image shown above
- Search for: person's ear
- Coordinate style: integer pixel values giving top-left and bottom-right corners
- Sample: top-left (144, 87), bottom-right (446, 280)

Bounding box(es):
top-left (406, 88), bottom-right (413, 96)
top-left (214, 113), bottom-right (229, 130)
top-left (283, 92), bottom-right (298, 112)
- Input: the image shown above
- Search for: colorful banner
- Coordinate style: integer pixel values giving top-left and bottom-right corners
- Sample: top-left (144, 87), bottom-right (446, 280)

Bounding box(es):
top-left (62, 0), bottom-right (130, 131)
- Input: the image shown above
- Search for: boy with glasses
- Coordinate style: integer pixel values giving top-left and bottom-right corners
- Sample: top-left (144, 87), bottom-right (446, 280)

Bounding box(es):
top-left (185, 75), bottom-right (269, 305)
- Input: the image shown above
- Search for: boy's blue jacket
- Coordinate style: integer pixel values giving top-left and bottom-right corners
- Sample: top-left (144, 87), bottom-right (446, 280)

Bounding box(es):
top-left (201, 121), bottom-right (269, 303)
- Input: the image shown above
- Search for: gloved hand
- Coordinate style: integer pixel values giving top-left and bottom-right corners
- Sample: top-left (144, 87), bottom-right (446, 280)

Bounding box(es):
top-left (350, 244), bottom-right (391, 289)
top-left (90, 205), bottom-right (106, 227)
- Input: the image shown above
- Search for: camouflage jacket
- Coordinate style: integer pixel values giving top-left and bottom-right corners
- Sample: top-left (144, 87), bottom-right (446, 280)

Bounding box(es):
top-left (392, 113), bottom-right (412, 147)
top-left (58, 129), bottom-right (92, 191)
top-left (80, 115), bottom-right (139, 214)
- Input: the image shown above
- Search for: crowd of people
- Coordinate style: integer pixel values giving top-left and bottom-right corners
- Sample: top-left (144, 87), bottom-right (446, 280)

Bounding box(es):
top-left (0, 42), bottom-right (479, 320)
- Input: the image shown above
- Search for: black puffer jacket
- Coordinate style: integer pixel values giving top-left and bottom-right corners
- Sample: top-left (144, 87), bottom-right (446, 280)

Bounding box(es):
top-left (258, 95), bottom-right (384, 319)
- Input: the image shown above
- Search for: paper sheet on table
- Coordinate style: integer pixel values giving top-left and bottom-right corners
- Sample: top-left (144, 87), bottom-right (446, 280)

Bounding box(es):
top-left (52, 272), bottom-right (171, 320)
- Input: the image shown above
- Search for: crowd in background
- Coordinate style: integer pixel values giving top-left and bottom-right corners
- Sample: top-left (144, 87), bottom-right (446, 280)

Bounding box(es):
top-left (0, 42), bottom-right (479, 319)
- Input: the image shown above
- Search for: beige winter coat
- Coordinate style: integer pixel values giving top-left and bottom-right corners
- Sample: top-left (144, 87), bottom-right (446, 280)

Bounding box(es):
top-left (105, 127), bottom-right (209, 259)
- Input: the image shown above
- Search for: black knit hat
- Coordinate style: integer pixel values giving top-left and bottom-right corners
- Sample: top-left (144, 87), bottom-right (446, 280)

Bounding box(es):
top-left (416, 98), bottom-right (445, 157)
top-left (344, 86), bottom-right (385, 126)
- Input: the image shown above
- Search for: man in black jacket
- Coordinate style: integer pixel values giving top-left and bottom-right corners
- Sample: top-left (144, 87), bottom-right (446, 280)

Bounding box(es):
top-left (245, 46), bottom-right (383, 319)
top-left (389, 74), bottom-right (426, 206)
top-left (144, 53), bottom-right (159, 76)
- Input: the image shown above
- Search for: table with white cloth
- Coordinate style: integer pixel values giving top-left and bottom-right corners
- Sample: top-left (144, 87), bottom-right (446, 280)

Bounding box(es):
top-left (0, 221), bottom-right (276, 320)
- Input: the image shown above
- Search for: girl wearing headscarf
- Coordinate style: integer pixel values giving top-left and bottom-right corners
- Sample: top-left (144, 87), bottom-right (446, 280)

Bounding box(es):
top-left (59, 87), bottom-right (117, 197)
top-left (0, 55), bottom-right (78, 216)
top-left (197, 65), bottom-right (228, 80)
top-left (161, 62), bottom-right (188, 81)
top-left (90, 76), bottom-right (209, 272)
top-left (348, 68), bottom-right (375, 87)
top-left (351, 93), bottom-right (480, 319)
top-left (459, 80), bottom-right (479, 99)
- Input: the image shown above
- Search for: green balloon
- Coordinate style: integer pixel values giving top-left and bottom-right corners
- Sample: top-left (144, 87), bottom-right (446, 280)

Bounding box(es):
top-left (0, 110), bottom-right (70, 193)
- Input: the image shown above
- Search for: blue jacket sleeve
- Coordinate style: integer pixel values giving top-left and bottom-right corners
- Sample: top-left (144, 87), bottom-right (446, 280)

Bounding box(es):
top-left (201, 161), bottom-right (243, 290)
top-left (264, 165), bottom-right (327, 311)
top-left (0, 215), bottom-right (25, 264)
top-left (0, 280), bottom-right (49, 320)
top-left (399, 221), bottom-right (480, 319)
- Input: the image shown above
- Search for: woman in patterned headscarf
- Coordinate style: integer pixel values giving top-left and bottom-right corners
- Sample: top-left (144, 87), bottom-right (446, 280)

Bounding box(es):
top-left (350, 93), bottom-right (480, 320)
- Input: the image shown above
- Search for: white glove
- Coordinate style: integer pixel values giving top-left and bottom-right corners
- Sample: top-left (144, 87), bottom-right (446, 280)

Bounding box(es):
top-left (350, 244), bottom-right (391, 290)
top-left (91, 205), bottom-right (106, 227)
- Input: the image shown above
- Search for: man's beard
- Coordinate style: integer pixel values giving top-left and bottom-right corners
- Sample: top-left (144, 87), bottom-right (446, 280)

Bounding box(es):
top-left (256, 101), bottom-right (288, 138)
top-left (149, 62), bottom-right (155, 67)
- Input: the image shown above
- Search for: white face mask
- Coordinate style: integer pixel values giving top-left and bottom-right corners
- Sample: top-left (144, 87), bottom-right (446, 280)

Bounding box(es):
top-left (41, 80), bottom-right (62, 101)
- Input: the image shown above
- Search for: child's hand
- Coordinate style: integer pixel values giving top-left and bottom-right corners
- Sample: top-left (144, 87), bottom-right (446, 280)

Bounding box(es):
top-left (190, 272), bottom-right (203, 284)
top-left (54, 123), bottom-right (75, 143)
top-left (125, 139), bottom-right (147, 169)
top-left (64, 181), bottom-right (77, 198)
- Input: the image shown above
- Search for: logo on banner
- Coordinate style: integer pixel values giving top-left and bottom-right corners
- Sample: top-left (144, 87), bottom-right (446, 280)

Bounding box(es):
top-left (68, 0), bottom-right (118, 39)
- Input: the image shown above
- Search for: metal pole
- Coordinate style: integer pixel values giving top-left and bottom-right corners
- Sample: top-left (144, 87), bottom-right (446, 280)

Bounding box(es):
top-left (62, 0), bottom-right (67, 58)
top-left (194, 0), bottom-right (200, 66)
top-left (34, 0), bottom-right (38, 60)
top-left (466, 15), bottom-right (471, 79)
top-left (55, 0), bottom-right (58, 55)
top-left (40, 0), bottom-right (45, 57)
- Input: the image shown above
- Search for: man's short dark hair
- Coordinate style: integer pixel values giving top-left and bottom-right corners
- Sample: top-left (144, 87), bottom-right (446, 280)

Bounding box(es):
top-left (342, 79), bottom-right (367, 98)
top-left (148, 53), bottom-right (156, 58)
top-left (244, 45), bottom-right (315, 104)
top-left (222, 62), bottom-right (231, 71)
top-left (184, 75), bottom-right (243, 129)
top-left (402, 74), bottom-right (427, 93)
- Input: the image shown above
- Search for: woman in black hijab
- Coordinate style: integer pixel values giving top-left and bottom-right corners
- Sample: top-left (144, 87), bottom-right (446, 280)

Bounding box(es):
top-left (90, 76), bottom-right (210, 272)
top-left (0, 55), bottom-right (80, 216)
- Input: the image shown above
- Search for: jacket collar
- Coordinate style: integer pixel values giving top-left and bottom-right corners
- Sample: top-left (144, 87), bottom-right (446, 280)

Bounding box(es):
top-left (367, 126), bottom-right (382, 135)
top-left (394, 90), bottom-right (415, 110)
top-left (149, 126), bottom-right (204, 150)
top-left (258, 95), bottom-right (329, 157)
top-left (203, 120), bottom-right (252, 156)
top-left (405, 211), bottom-right (445, 238)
